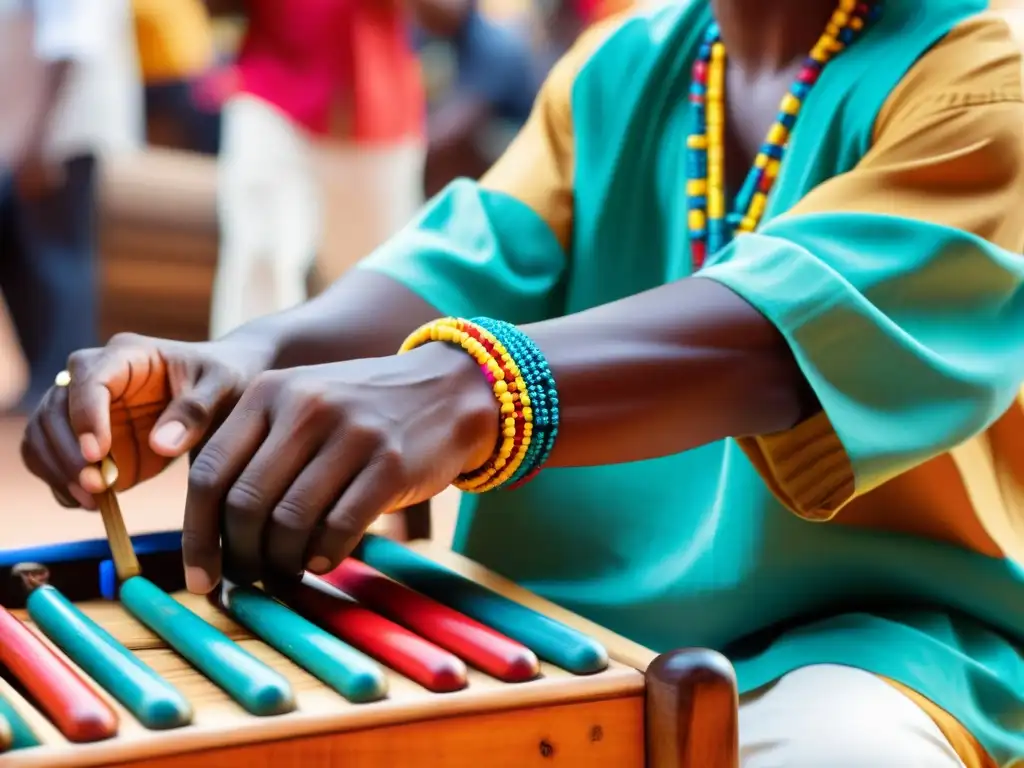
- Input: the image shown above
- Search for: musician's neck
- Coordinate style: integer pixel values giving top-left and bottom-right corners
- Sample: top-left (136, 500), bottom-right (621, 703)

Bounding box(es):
top-left (711, 0), bottom-right (837, 71)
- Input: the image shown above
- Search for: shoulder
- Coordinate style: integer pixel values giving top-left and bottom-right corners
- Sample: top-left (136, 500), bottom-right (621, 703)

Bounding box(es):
top-left (876, 10), bottom-right (1024, 134)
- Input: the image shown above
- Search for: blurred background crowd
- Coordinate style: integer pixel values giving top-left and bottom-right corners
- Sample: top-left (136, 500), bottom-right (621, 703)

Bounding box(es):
top-left (0, 0), bottom-right (629, 543)
top-left (0, 0), bottom-right (633, 413)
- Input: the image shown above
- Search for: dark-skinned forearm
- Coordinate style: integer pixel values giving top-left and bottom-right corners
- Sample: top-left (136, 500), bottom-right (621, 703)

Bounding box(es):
top-left (227, 270), bottom-right (441, 369)
top-left (524, 277), bottom-right (819, 467)
top-left (22, 60), bottom-right (71, 153)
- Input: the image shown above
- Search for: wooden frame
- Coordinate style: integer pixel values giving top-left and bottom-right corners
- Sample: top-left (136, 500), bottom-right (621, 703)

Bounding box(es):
top-left (0, 539), bottom-right (738, 767)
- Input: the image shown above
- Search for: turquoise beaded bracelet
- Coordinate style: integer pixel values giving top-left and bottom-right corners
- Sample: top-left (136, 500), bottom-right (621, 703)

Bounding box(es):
top-left (472, 318), bottom-right (560, 488)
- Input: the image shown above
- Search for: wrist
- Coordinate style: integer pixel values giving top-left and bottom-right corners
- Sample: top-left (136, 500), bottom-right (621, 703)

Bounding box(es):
top-left (215, 322), bottom-right (284, 375)
top-left (399, 317), bottom-right (561, 492)
top-left (414, 342), bottom-right (500, 475)
top-left (222, 308), bottom-right (306, 369)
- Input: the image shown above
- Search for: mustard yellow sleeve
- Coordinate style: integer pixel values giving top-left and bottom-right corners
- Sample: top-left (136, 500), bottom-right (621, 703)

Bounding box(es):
top-left (699, 14), bottom-right (1024, 520)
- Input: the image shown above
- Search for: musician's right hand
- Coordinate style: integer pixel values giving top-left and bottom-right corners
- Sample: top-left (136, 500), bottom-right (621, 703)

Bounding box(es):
top-left (20, 332), bottom-right (277, 511)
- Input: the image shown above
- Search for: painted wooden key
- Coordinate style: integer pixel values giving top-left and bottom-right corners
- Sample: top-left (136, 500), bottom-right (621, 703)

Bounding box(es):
top-left (219, 584), bottom-right (389, 703)
top-left (354, 535), bottom-right (609, 675)
top-left (0, 711), bottom-right (12, 752)
top-left (0, 686), bottom-right (37, 750)
top-left (18, 564), bottom-right (193, 730)
top-left (280, 579), bottom-right (468, 693)
top-left (0, 604), bottom-right (118, 742)
top-left (119, 576), bottom-right (295, 716)
top-left (322, 559), bottom-right (539, 682)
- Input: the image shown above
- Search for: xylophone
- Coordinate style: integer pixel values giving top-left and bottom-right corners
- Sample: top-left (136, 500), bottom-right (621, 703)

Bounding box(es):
top-left (0, 531), bottom-right (739, 767)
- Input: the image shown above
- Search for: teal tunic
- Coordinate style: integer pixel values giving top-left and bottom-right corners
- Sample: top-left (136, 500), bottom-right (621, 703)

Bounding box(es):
top-left (362, 0), bottom-right (1024, 760)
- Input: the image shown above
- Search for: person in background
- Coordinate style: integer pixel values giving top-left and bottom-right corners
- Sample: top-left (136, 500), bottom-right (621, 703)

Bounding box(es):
top-left (536, 0), bottom-right (636, 67)
top-left (416, 0), bottom-right (636, 196)
top-left (0, 0), bottom-right (142, 414)
top-left (132, 0), bottom-right (220, 155)
top-left (415, 0), bottom-right (542, 196)
top-left (204, 0), bottom-right (425, 341)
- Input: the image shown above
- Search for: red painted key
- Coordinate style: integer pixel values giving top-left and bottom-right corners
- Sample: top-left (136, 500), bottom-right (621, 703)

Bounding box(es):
top-left (0, 606), bottom-right (118, 742)
top-left (281, 580), bottom-right (468, 693)
top-left (323, 559), bottom-right (540, 682)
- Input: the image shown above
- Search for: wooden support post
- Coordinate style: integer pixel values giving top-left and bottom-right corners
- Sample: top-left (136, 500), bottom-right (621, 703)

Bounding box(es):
top-left (645, 648), bottom-right (739, 768)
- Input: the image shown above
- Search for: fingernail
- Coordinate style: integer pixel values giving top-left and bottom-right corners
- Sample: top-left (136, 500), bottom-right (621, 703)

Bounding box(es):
top-left (79, 433), bottom-right (101, 463)
top-left (78, 465), bottom-right (106, 493)
top-left (306, 556), bottom-right (332, 575)
top-left (185, 566), bottom-right (214, 594)
top-left (151, 421), bottom-right (187, 453)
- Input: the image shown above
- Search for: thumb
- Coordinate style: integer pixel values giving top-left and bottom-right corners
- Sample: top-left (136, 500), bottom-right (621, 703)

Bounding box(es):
top-left (149, 372), bottom-right (238, 458)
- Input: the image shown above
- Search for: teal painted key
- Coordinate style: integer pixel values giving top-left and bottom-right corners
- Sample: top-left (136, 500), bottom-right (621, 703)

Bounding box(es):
top-left (354, 536), bottom-right (609, 675)
top-left (0, 687), bottom-right (37, 750)
top-left (27, 584), bottom-right (193, 730)
top-left (119, 577), bottom-right (295, 716)
top-left (225, 586), bottom-right (388, 703)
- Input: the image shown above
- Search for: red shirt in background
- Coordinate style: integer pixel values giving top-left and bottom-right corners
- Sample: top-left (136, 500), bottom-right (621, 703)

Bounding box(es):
top-left (231, 0), bottom-right (425, 142)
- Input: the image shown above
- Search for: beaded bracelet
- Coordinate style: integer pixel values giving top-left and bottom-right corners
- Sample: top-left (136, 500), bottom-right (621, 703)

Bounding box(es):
top-left (472, 318), bottom-right (559, 489)
top-left (399, 317), bottom-right (560, 493)
top-left (399, 317), bottom-right (531, 492)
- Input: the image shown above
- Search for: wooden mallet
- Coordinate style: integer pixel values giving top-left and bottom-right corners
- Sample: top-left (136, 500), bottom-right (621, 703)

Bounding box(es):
top-left (55, 370), bottom-right (141, 582)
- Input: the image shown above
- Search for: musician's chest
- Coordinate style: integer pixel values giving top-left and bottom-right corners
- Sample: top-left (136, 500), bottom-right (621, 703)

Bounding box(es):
top-left (568, 59), bottom-right (847, 309)
top-left (721, 65), bottom-right (804, 194)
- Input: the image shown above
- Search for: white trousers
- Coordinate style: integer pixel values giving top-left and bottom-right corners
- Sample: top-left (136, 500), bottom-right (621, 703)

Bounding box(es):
top-left (211, 94), bottom-right (424, 340)
top-left (739, 665), bottom-right (967, 767)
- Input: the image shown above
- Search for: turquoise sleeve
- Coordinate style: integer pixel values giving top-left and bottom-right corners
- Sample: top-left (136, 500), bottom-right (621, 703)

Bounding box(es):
top-left (699, 211), bottom-right (1024, 492)
top-left (357, 179), bottom-right (569, 323)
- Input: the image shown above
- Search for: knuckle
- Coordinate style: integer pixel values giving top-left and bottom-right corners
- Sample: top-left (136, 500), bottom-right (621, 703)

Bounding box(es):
top-left (108, 331), bottom-right (143, 346)
top-left (175, 396), bottom-right (213, 426)
top-left (278, 379), bottom-right (341, 427)
top-left (293, 391), bottom-right (331, 425)
top-left (252, 370), bottom-right (285, 394)
top-left (107, 331), bottom-right (149, 349)
top-left (66, 347), bottom-right (101, 376)
top-left (372, 443), bottom-right (405, 479)
top-left (323, 513), bottom-right (364, 542)
top-left (346, 418), bottom-right (384, 448)
top-left (272, 497), bottom-right (315, 531)
top-left (247, 371), bottom-right (287, 409)
top-left (187, 448), bottom-right (230, 494)
top-left (225, 480), bottom-right (268, 517)
top-left (180, 528), bottom-right (217, 559)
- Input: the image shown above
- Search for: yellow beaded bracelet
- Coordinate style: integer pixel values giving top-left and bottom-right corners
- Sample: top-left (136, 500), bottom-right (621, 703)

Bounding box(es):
top-left (400, 318), bottom-right (533, 493)
top-left (456, 322), bottom-right (533, 492)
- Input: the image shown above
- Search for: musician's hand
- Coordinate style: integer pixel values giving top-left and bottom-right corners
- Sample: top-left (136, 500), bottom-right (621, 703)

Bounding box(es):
top-left (21, 333), bottom-right (276, 510)
top-left (182, 343), bottom-right (498, 594)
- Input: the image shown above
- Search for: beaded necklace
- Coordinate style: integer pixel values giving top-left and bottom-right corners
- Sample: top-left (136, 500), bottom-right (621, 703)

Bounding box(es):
top-left (686, 0), bottom-right (881, 269)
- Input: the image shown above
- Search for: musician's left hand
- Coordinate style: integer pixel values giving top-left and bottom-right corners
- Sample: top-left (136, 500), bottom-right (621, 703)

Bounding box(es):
top-left (181, 344), bottom-right (498, 594)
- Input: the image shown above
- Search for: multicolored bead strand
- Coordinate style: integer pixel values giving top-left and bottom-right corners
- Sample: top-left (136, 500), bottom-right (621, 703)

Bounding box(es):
top-left (686, 0), bottom-right (881, 270)
top-left (457, 322), bottom-right (533, 492)
top-left (472, 318), bottom-right (560, 490)
top-left (399, 317), bottom-right (560, 493)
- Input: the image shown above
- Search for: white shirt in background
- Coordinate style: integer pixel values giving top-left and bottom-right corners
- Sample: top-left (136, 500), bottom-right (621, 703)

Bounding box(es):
top-left (0, 0), bottom-right (143, 164)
